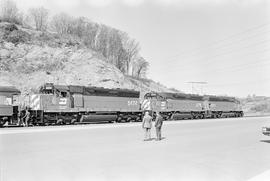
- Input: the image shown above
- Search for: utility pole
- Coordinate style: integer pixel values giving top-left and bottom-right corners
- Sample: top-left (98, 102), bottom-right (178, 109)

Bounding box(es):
top-left (186, 82), bottom-right (207, 95)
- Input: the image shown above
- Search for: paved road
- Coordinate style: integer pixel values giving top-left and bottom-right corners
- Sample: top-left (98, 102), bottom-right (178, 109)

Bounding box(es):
top-left (1, 117), bottom-right (270, 181)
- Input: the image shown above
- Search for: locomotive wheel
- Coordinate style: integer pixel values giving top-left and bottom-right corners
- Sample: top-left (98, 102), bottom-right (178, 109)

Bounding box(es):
top-left (116, 117), bottom-right (122, 123)
top-left (126, 117), bottom-right (131, 122)
top-left (136, 116), bottom-right (141, 122)
top-left (56, 119), bottom-right (63, 125)
top-left (71, 119), bottom-right (77, 124)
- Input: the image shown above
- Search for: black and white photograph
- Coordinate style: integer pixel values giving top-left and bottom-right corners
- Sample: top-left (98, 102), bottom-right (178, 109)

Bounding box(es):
top-left (0, 0), bottom-right (270, 180)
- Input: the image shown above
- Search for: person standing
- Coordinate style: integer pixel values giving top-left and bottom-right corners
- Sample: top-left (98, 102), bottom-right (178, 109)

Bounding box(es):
top-left (22, 108), bottom-right (30, 127)
top-left (17, 109), bottom-right (24, 126)
top-left (142, 111), bottom-right (152, 141)
top-left (155, 112), bottom-right (164, 141)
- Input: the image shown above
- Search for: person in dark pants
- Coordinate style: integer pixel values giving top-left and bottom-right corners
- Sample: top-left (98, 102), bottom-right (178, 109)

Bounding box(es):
top-left (18, 110), bottom-right (24, 126)
top-left (155, 112), bottom-right (164, 141)
top-left (142, 111), bottom-right (152, 141)
top-left (22, 108), bottom-right (30, 127)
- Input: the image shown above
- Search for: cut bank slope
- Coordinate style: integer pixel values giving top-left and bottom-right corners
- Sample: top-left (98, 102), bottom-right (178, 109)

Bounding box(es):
top-left (0, 22), bottom-right (178, 95)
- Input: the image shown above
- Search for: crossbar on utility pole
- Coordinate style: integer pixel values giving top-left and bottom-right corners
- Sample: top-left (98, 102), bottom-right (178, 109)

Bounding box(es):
top-left (186, 82), bottom-right (207, 95)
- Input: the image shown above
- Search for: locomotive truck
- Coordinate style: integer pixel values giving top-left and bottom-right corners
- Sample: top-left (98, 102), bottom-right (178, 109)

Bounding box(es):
top-left (0, 83), bottom-right (243, 127)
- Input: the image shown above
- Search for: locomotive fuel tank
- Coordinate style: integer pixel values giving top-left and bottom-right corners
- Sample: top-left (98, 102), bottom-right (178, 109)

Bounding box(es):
top-left (80, 114), bottom-right (118, 123)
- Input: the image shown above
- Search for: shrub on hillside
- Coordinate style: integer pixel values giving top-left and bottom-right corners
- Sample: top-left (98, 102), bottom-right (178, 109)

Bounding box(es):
top-left (4, 29), bottom-right (30, 44)
top-left (15, 59), bottom-right (64, 74)
top-left (3, 23), bottom-right (18, 31)
top-left (1, 23), bottom-right (30, 44)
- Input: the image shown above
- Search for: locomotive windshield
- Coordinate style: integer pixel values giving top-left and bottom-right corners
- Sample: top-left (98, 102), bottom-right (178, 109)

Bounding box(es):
top-left (40, 83), bottom-right (54, 94)
top-left (0, 86), bottom-right (20, 106)
top-left (144, 92), bottom-right (166, 101)
top-left (39, 84), bottom-right (69, 97)
top-left (0, 96), bottom-right (12, 105)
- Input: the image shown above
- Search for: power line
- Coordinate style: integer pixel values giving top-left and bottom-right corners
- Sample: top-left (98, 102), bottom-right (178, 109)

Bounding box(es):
top-left (160, 22), bottom-right (270, 63)
top-left (207, 77), bottom-right (270, 87)
top-left (157, 44), bottom-right (270, 72)
top-left (186, 82), bottom-right (207, 94)
top-left (173, 57), bottom-right (270, 76)
top-left (157, 33), bottom-right (270, 71)
top-left (164, 30), bottom-right (270, 65)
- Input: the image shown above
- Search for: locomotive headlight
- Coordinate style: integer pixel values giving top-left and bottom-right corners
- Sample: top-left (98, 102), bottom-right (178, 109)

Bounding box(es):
top-left (262, 127), bottom-right (266, 132)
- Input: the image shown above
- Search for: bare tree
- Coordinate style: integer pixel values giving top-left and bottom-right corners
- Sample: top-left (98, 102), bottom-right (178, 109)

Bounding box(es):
top-left (82, 22), bottom-right (99, 48)
top-left (0, 0), bottom-right (20, 23)
top-left (50, 13), bottom-right (73, 35)
top-left (29, 7), bottom-right (49, 31)
top-left (121, 32), bottom-right (140, 75)
top-left (132, 57), bottom-right (149, 78)
top-left (70, 17), bottom-right (88, 38)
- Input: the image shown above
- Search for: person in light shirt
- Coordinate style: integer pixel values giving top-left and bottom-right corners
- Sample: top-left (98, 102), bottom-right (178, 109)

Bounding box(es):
top-left (142, 111), bottom-right (152, 141)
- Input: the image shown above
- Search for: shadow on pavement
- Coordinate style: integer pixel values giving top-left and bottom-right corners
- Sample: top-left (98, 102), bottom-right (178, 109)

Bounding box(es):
top-left (143, 137), bottom-right (166, 141)
top-left (260, 140), bottom-right (270, 143)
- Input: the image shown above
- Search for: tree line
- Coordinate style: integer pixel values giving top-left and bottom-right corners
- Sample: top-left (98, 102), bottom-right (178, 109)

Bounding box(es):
top-left (0, 0), bottom-right (149, 78)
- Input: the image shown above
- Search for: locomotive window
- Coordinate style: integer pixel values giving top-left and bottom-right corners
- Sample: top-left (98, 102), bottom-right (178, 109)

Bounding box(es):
top-left (0, 96), bottom-right (5, 105)
top-left (0, 96), bottom-right (12, 105)
top-left (60, 92), bottom-right (67, 98)
top-left (40, 89), bottom-right (54, 94)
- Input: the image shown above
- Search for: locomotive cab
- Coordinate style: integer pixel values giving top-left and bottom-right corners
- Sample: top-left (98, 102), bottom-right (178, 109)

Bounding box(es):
top-left (40, 83), bottom-right (69, 98)
top-left (29, 83), bottom-right (75, 125)
top-left (141, 92), bottom-right (169, 119)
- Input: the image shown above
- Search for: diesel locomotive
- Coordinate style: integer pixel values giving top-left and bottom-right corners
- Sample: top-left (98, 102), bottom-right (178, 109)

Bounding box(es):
top-left (0, 86), bottom-right (20, 126)
top-left (141, 92), bottom-right (243, 120)
top-left (0, 83), bottom-right (243, 127)
top-left (28, 83), bottom-right (142, 125)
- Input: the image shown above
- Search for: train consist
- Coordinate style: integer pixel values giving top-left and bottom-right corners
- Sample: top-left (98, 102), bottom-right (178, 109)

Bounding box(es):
top-left (0, 83), bottom-right (243, 127)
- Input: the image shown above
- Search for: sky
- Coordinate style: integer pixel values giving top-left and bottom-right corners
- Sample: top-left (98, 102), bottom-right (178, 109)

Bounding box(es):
top-left (11, 0), bottom-right (270, 97)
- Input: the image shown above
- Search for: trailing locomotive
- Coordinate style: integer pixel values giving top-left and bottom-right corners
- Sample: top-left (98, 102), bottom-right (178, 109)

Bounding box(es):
top-left (0, 83), bottom-right (243, 127)
top-left (141, 92), bottom-right (243, 120)
top-left (0, 86), bottom-right (20, 127)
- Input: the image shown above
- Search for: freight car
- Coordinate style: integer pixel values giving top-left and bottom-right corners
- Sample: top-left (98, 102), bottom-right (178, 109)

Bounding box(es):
top-left (0, 86), bottom-right (20, 127)
top-left (141, 92), bottom-right (243, 120)
top-left (28, 83), bottom-right (142, 125)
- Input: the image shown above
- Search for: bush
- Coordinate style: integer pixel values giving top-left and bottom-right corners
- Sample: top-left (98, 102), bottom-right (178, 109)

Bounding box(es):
top-left (4, 23), bottom-right (18, 31)
top-left (4, 29), bottom-right (30, 44)
top-left (1, 24), bottom-right (30, 44)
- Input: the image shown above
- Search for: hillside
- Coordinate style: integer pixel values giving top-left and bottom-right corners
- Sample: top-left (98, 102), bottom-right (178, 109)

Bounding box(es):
top-left (240, 96), bottom-right (270, 116)
top-left (0, 22), bottom-right (177, 95)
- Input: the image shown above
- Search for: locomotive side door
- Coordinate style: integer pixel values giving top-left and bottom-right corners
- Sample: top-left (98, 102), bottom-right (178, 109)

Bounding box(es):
top-left (73, 94), bottom-right (84, 108)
